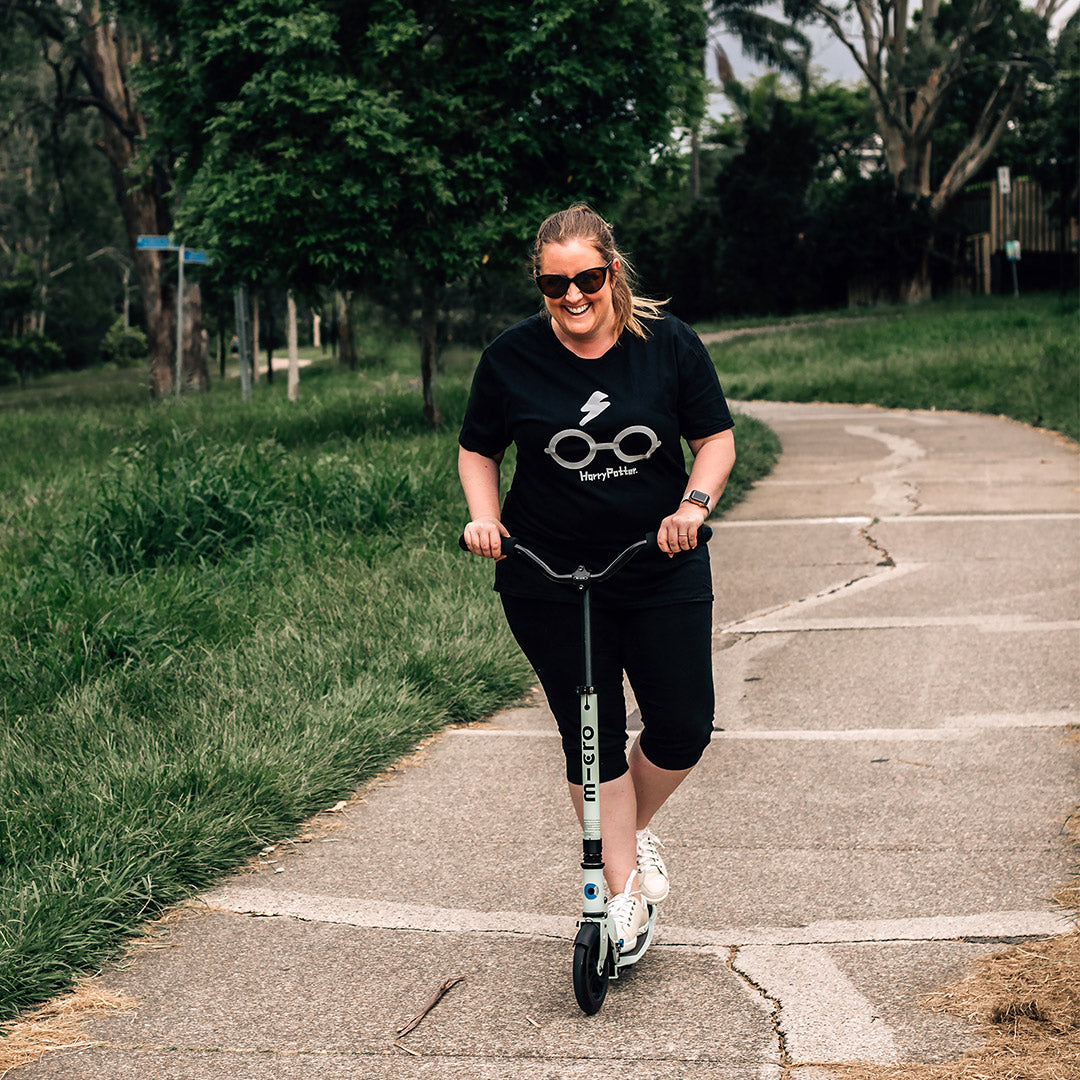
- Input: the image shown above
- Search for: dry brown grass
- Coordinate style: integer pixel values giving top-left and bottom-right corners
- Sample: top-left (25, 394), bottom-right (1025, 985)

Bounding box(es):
top-left (0, 977), bottom-right (134, 1078)
top-left (0, 901), bottom-right (212, 1077)
top-left (828, 932), bottom-right (1080, 1079)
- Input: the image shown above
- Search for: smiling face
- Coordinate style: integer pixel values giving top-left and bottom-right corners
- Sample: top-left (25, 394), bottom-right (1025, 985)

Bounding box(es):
top-left (538, 238), bottom-right (619, 356)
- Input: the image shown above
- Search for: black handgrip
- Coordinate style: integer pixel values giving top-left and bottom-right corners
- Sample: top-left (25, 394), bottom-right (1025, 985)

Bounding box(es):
top-left (458, 533), bottom-right (519, 555)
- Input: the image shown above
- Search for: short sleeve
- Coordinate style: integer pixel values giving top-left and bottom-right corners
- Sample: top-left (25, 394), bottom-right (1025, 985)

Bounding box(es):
top-left (458, 351), bottom-right (511, 457)
top-left (675, 323), bottom-right (734, 440)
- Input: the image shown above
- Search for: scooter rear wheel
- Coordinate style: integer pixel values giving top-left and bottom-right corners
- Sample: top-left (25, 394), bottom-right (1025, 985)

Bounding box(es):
top-left (572, 921), bottom-right (610, 1014)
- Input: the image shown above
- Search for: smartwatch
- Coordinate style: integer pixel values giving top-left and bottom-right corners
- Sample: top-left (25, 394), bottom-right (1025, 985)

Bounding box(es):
top-left (682, 489), bottom-right (711, 511)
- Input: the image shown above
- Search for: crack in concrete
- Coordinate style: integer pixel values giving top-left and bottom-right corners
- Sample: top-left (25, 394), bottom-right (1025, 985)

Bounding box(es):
top-left (727, 945), bottom-right (791, 1079)
top-left (859, 521), bottom-right (896, 567)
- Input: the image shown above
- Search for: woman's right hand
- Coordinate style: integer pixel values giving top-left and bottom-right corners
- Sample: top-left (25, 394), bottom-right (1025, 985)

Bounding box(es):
top-left (463, 517), bottom-right (510, 560)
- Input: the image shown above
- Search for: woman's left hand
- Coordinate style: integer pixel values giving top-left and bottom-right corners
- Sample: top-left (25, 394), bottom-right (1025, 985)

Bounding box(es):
top-left (657, 502), bottom-right (709, 556)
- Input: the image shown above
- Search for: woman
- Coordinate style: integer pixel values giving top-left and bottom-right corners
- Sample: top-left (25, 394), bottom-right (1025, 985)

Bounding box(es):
top-left (459, 204), bottom-right (735, 949)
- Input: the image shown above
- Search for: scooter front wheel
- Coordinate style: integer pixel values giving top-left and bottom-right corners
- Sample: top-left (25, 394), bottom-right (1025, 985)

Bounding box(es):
top-left (572, 921), bottom-right (610, 1014)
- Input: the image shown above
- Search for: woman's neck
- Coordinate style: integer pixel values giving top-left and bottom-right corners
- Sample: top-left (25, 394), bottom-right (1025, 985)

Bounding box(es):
top-left (549, 315), bottom-right (618, 360)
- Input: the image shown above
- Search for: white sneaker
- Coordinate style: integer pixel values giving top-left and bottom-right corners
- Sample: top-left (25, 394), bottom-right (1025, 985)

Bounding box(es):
top-left (607, 871), bottom-right (648, 951)
top-left (635, 828), bottom-right (669, 903)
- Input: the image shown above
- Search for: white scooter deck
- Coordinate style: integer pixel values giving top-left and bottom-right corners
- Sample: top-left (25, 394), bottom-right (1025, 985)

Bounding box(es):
top-left (613, 904), bottom-right (658, 971)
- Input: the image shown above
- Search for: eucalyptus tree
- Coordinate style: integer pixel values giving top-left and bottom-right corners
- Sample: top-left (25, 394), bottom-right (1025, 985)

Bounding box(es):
top-left (0, 11), bottom-right (128, 369)
top-left (710, 0), bottom-right (1066, 301)
top-left (1, 0), bottom-right (209, 394)
top-left (134, 0), bottom-right (709, 424)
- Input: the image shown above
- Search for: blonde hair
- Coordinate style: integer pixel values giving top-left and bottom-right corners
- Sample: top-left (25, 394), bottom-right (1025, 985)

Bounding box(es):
top-left (532, 203), bottom-right (666, 341)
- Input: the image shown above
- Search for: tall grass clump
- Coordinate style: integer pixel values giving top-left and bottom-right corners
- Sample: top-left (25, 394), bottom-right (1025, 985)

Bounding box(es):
top-left (0, 351), bottom-right (778, 1023)
top-left (711, 292), bottom-right (1079, 443)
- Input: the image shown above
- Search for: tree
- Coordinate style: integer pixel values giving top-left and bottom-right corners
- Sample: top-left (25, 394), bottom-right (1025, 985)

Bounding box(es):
top-left (711, 0), bottom-right (1067, 301)
top-left (2, 0), bottom-right (208, 394)
top-left (0, 13), bottom-right (130, 367)
top-left (619, 74), bottom-right (879, 318)
top-left (133, 0), bottom-right (709, 424)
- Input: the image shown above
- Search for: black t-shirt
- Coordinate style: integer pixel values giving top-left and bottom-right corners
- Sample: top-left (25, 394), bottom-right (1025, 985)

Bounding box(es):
top-left (459, 312), bottom-right (734, 608)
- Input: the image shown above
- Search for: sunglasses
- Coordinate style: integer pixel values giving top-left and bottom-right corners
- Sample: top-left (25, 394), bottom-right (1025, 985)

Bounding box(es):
top-left (535, 260), bottom-right (614, 299)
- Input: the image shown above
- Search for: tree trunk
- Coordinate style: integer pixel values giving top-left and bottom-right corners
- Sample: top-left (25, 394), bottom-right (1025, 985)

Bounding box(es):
top-left (420, 280), bottom-right (442, 428)
top-left (335, 290), bottom-right (357, 369)
top-left (898, 249), bottom-right (933, 304)
top-left (183, 281), bottom-right (210, 391)
top-left (286, 291), bottom-right (300, 402)
top-left (79, 4), bottom-right (194, 397)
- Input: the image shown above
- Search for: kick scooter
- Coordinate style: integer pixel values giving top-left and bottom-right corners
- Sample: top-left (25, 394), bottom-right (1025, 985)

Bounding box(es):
top-left (461, 527), bottom-right (711, 1014)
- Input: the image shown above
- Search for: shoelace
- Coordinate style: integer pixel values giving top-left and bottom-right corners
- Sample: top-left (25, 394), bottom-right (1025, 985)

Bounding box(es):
top-left (607, 872), bottom-right (644, 945)
top-left (636, 828), bottom-right (665, 873)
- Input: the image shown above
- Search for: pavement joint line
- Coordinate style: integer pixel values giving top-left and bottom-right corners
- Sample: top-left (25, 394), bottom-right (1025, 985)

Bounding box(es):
top-left (725, 615), bottom-right (1080, 634)
top-left (713, 511), bottom-right (1080, 527)
top-left (200, 887), bottom-right (1065, 950)
top-left (721, 562), bottom-right (922, 635)
top-left (451, 714), bottom-right (1078, 741)
top-left (71, 1044), bottom-right (773, 1067)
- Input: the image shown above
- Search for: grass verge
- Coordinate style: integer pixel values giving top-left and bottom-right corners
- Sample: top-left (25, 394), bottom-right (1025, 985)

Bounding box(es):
top-left (707, 292), bottom-right (1080, 443)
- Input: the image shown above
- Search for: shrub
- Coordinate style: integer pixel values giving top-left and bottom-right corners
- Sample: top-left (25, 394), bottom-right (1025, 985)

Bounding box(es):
top-left (0, 332), bottom-right (64, 386)
top-left (100, 318), bottom-right (148, 368)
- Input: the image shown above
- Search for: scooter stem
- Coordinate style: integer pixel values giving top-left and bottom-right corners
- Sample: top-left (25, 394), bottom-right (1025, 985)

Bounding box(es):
top-left (579, 585), bottom-right (606, 917)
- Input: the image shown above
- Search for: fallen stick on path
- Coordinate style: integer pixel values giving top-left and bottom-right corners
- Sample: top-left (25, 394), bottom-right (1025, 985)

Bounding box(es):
top-left (396, 976), bottom-right (466, 1038)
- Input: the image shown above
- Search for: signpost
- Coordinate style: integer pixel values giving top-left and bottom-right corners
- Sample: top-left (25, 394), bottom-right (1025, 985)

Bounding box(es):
top-left (135, 235), bottom-right (211, 395)
top-left (996, 167), bottom-right (1019, 297)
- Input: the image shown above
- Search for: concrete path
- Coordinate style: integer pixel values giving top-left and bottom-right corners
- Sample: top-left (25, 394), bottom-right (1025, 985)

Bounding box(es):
top-left (16, 403), bottom-right (1079, 1079)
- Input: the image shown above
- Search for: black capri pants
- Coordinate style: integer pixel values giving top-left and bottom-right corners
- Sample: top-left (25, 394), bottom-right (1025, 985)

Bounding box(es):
top-left (501, 595), bottom-right (715, 785)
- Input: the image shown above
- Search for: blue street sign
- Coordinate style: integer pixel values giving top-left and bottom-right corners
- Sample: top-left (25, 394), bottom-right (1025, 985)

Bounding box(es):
top-left (183, 249), bottom-right (210, 264)
top-left (136, 235), bottom-right (174, 250)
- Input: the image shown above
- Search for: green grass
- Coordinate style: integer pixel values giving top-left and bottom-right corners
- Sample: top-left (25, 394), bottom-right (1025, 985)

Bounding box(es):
top-left (708, 292), bottom-right (1080, 443)
top-left (0, 345), bottom-right (777, 1023)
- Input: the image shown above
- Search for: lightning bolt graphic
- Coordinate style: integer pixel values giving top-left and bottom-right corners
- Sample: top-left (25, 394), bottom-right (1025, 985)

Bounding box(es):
top-left (580, 391), bottom-right (611, 426)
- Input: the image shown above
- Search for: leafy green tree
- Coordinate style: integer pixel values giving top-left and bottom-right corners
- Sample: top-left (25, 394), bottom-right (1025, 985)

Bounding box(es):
top-left (620, 75), bottom-right (877, 318)
top-left (134, 0), bottom-right (708, 424)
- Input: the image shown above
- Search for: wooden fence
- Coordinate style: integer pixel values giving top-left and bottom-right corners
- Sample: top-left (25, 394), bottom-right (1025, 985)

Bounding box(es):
top-left (955, 178), bottom-right (1078, 295)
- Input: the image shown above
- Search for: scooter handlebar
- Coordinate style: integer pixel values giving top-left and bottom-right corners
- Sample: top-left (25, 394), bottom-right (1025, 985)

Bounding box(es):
top-left (458, 526), bottom-right (711, 556)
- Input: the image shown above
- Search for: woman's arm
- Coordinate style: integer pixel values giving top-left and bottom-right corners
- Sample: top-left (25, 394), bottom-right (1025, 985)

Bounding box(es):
top-left (656, 428), bottom-right (736, 556)
top-left (458, 446), bottom-right (509, 559)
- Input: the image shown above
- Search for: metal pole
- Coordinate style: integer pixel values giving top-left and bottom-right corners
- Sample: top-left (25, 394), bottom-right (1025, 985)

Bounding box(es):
top-left (234, 285), bottom-right (252, 402)
top-left (175, 246), bottom-right (185, 396)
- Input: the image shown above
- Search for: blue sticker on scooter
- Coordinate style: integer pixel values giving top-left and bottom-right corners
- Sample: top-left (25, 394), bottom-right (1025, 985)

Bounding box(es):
top-left (584, 883), bottom-right (599, 900)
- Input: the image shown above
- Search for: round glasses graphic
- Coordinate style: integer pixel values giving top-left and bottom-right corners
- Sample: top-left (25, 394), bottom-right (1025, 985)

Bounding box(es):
top-left (544, 425), bottom-right (661, 470)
